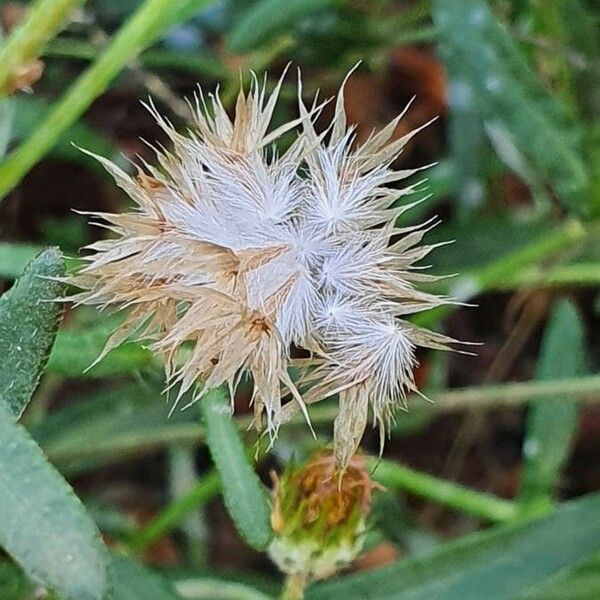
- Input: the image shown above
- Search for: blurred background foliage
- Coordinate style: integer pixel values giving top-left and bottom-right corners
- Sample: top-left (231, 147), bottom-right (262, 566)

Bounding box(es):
top-left (1, 0), bottom-right (600, 599)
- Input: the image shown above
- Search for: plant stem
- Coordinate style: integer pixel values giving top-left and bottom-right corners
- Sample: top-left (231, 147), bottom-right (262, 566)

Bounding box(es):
top-left (495, 262), bottom-right (600, 289)
top-left (414, 219), bottom-right (588, 327)
top-left (370, 458), bottom-right (518, 523)
top-left (289, 374), bottom-right (600, 426)
top-left (429, 374), bottom-right (600, 411)
top-left (281, 573), bottom-right (308, 600)
top-left (0, 0), bottom-right (214, 199)
top-left (471, 219), bottom-right (587, 290)
top-left (129, 469), bottom-right (220, 551)
top-left (41, 374), bottom-right (600, 466)
top-left (0, 0), bottom-right (83, 95)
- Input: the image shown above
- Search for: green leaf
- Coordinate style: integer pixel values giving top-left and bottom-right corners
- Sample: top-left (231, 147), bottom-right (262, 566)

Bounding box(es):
top-left (307, 492), bottom-right (600, 600)
top-left (0, 248), bottom-right (66, 419)
top-left (0, 409), bottom-right (107, 600)
top-left (108, 554), bottom-right (182, 600)
top-left (200, 387), bottom-right (272, 551)
top-left (229, 0), bottom-right (338, 52)
top-left (519, 299), bottom-right (586, 512)
top-left (432, 0), bottom-right (588, 213)
top-left (0, 242), bottom-right (81, 281)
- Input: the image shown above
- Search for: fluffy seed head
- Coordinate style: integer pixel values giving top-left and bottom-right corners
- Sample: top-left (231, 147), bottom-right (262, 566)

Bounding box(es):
top-left (68, 69), bottom-right (460, 467)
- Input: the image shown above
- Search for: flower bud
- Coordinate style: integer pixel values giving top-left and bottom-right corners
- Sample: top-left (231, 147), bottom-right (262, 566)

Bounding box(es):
top-left (268, 451), bottom-right (379, 581)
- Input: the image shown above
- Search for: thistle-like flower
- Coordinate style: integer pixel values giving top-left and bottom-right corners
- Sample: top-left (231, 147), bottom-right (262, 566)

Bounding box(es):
top-left (68, 70), bottom-right (458, 468)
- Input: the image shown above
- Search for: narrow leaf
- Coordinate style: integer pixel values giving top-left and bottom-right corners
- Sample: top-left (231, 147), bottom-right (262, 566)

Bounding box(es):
top-left (130, 470), bottom-right (220, 551)
top-left (0, 408), bottom-right (107, 600)
top-left (0, 248), bottom-right (65, 419)
top-left (0, 561), bottom-right (34, 600)
top-left (200, 387), bottom-right (272, 551)
top-left (229, 0), bottom-right (337, 52)
top-left (307, 492), bottom-right (600, 600)
top-left (519, 299), bottom-right (586, 512)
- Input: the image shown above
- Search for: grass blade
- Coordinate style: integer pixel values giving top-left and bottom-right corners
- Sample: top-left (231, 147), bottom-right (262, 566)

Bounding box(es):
top-left (200, 387), bottom-right (272, 551)
top-left (130, 470), bottom-right (220, 552)
top-left (32, 382), bottom-right (201, 473)
top-left (0, 248), bottom-right (65, 419)
top-left (371, 459), bottom-right (517, 523)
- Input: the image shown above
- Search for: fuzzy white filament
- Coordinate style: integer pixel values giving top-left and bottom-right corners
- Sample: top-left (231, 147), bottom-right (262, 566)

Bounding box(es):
top-left (67, 70), bottom-right (459, 469)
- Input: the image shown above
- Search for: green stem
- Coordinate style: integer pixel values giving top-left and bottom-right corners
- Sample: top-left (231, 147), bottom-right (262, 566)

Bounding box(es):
top-left (391, 26), bottom-right (438, 46)
top-left (129, 469), bottom-right (220, 551)
top-left (41, 374), bottom-right (600, 466)
top-left (426, 374), bottom-right (600, 411)
top-left (370, 458), bottom-right (518, 523)
top-left (298, 374), bottom-right (600, 427)
top-left (0, 0), bottom-right (83, 95)
top-left (471, 219), bottom-right (587, 290)
top-left (0, 0), bottom-right (214, 199)
top-left (414, 219), bottom-right (588, 327)
top-left (495, 262), bottom-right (600, 289)
top-left (281, 573), bottom-right (308, 600)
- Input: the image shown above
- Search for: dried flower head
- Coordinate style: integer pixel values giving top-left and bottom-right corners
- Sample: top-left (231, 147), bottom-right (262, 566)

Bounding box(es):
top-left (67, 69), bottom-right (459, 467)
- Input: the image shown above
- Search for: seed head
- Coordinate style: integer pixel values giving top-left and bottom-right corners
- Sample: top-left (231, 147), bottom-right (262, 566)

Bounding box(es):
top-left (67, 69), bottom-right (459, 467)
